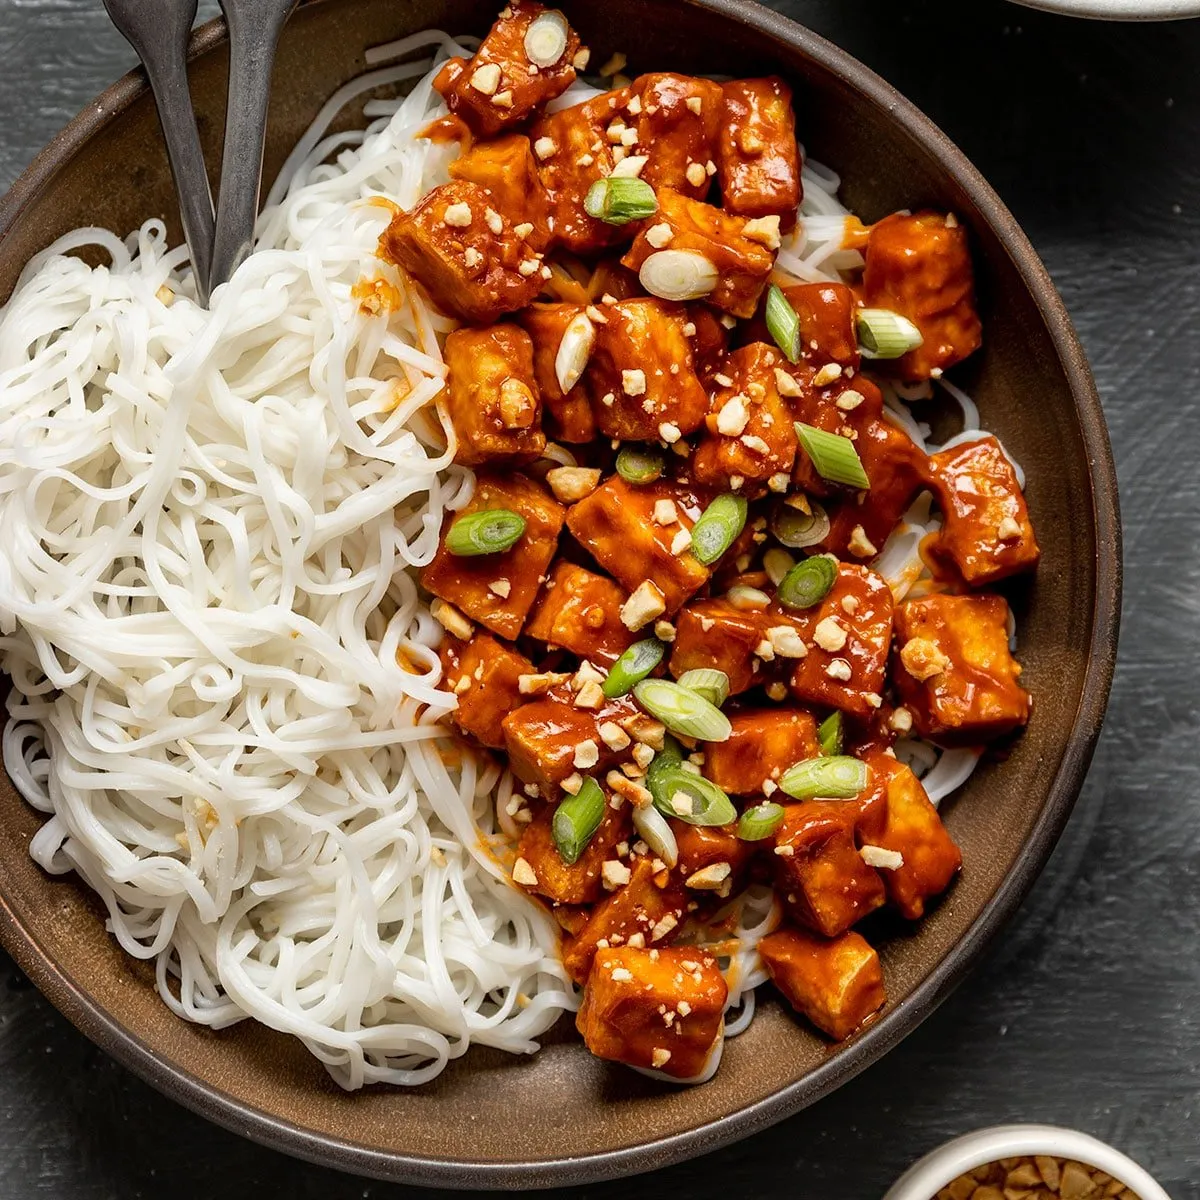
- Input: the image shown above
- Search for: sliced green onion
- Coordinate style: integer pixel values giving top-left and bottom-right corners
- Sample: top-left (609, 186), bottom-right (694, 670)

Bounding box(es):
top-left (772, 500), bottom-right (830, 549)
top-left (650, 767), bottom-right (737, 826)
top-left (765, 284), bottom-right (801, 364)
top-left (776, 554), bottom-right (837, 610)
top-left (602, 638), bottom-right (665, 698)
top-left (779, 755), bottom-right (868, 801)
top-left (737, 801), bottom-right (786, 841)
top-left (645, 734), bottom-right (684, 799)
top-left (676, 668), bottom-right (730, 707)
top-left (856, 307), bottom-right (924, 359)
top-left (794, 422), bottom-right (870, 490)
top-left (634, 678), bottom-right (732, 742)
top-left (551, 776), bottom-right (607, 864)
top-left (615, 444), bottom-right (664, 485)
top-left (445, 508), bottom-right (526, 556)
top-left (817, 711), bottom-right (843, 757)
top-left (632, 803), bottom-right (679, 867)
top-left (638, 249), bottom-right (718, 301)
top-left (584, 177), bottom-right (658, 225)
top-left (690, 494), bottom-right (748, 566)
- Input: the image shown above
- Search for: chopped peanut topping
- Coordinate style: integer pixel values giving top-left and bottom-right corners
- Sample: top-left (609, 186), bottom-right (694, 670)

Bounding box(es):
top-left (512, 857), bottom-right (538, 886)
top-left (620, 580), bottom-right (667, 630)
top-left (900, 636), bottom-right (951, 681)
top-left (813, 616), bottom-right (848, 653)
top-left (546, 466), bottom-right (602, 503)
top-left (847, 525), bottom-right (878, 558)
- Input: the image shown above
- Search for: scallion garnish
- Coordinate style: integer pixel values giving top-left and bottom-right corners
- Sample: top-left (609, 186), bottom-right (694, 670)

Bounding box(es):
top-left (765, 284), bottom-right (801, 364)
top-left (690, 493), bottom-right (748, 566)
top-left (551, 776), bottom-right (607, 864)
top-left (776, 554), bottom-right (837, 610)
top-left (817, 711), bottom-right (843, 756)
top-left (771, 501), bottom-right (830, 549)
top-left (445, 508), bottom-right (526, 556)
top-left (855, 307), bottom-right (924, 359)
top-left (649, 767), bottom-right (737, 827)
top-left (602, 638), bottom-right (665, 698)
top-left (794, 422), bottom-right (871, 490)
top-left (675, 668), bottom-right (730, 708)
top-left (737, 801), bottom-right (786, 841)
top-left (633, 678), bottom-right (732, 742)
top-left (583, 177), bottom-right (658, 225)
top-left (779, 755), bottom-right (868, 801)
top-left (632, 803), bottom-right (679, 867)
top-left (615, 444), bottom-right (664, 485)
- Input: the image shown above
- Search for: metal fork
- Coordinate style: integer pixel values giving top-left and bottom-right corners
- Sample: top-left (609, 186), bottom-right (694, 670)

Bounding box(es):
top-left (102, 0), bottom-right (215, 304)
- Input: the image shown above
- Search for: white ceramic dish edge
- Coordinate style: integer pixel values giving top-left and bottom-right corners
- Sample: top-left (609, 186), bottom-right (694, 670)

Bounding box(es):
top-left (883, 1125), bottom-right (1173, 1200)
top-left (1008, 0), bottom-right (1200, 20)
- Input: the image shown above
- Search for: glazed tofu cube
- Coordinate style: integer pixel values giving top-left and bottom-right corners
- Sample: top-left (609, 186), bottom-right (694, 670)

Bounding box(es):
top-left (421, 472), bottom-right (564, 639)
top-left (669, 599), bottom-right (771, 696)
top-left (576, 946), bottom-right (728, 1080)
top-left (432, 0), bottom-right (583, 136)
top-left (585, 299), bottom-right (710, 441)
top-left (772, 801), bottom-right (886, 937)
top-left (860, 755), bottom-right (962, 920)
top-left (780, 282), bottom-right (859, 369)
top-left (566, 476), bottom-right (711, 614)
top-left (518, 303), bottom-right (596, 442)
top-left (448, 134), bottom-right (552, 248)
top-left (514, 799), bottom-right (631, 906)
top-left (671, 823), bottom-right (754, 893)
top-left (501, 690), bottom-right (641, 795)
top-left (892, 593), bottom-right (1030, 745)
top-left (686, 305), bottom-right (730, 383)
top-left (758, 927), bottom-right (886, 1041)
top-left (440, 633), bottom-right (534, 749)
top-left (861, 210), bottom-right (982, 381)
top-left (380, 180), bottom-right (544, 323)
top-left (562, 857), bottom-right (686, 983)
top-left (529, 88), bottom-right (633, 254)
top-left (717, 77), bottom-right (802, 227)
top-left (692, 342), bottom-right (798, 491)
top-left (622, 188), bottom-right (776, 319)
top-left (786, 564), bottom-right (894, 718)
top-left (443, 325), bottom-right (545, 466)
top-left (525, 561), bottom-right (635, 665)
top-left (628, 73), bottom-right (723, 199)
top-left (703, 708), bottom-right (819, 795)
top-left (928, 437), bottom-right (1040, 585)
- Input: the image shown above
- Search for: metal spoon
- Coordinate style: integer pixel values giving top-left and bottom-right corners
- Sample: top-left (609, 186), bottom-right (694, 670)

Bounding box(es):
top-left (102, 0), bottom-right (215, 304)
top-left (207, 0), bottom-right (300, 293)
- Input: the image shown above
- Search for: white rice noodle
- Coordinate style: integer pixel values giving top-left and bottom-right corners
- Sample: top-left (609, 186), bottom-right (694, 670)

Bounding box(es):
top-left (874, 492), bottom-right (940, 604)
top-left (919, 748), bottom-right (984, 807)
top-left (544, 78), bottom-right (608, 113)
top-left (931, 427), bottom-right (1026, 491)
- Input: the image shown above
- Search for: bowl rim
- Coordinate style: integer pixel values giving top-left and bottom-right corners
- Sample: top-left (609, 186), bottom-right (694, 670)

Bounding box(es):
top-left (0, 0), bottom-right (1122, 1187)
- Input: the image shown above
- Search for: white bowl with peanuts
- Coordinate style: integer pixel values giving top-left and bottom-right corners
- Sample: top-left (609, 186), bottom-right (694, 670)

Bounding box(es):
top-left (884, 1125), bottom-right (1172, 1200)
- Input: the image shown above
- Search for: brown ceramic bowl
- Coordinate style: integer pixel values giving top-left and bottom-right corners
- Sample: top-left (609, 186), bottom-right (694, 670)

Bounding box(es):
top-left (0, 0), bottom-right (1120, 1188)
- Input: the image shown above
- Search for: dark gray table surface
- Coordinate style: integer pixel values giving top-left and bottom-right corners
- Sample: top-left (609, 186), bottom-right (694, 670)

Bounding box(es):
top-left (0, 0), bottom-right (1193, 1195)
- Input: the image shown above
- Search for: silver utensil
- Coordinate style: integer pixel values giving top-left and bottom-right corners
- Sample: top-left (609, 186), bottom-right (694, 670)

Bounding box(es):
top-left (101, 0), bottom-right (215, 305)
top-left (207, 0), bottom-right (300, 293)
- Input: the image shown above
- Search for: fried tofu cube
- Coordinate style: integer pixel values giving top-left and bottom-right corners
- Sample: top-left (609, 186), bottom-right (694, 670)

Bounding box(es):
top-left (861, 210), bottom-right (982, 381)
top-left (380, 180), bottom-right (544, 323)
top-left (501, 690), bottom-right (640, 795)
top-left (785, 564), bottom-right (893, 717)
top-left (518, 302), bottom-right (597, 442)
top-left (892, 593), bottom-right (1030, 745)
top-left (692, 342), bottom-right (798, 491)
top-left (525, 561), bottom-right (635, 665)
top-left (758, 926), bottom-right (886, 1041)
top-left (703, 708), bottom-right (819, 795)
top-left (440, 633), bottom-right (534, 749)
top-left (717, 77), bottom-right (802, 227)
top-left (772, 801), bottom-right (886, 937)
top-left (928, 436), bottom-right (1040, 585)
top-left (628, 73), bottom-right (723, 199)
top-left (576, 946), bottom-right (728, 1080)
top-left (670, 599), bottom-right (771, 696)
top-left (622, 188), bottom-right (776, 319)
top-left (685, 304), bottom-right (730, 384)
top-left (781, 282), bottom-right (859, 368)
top-left (566, 476), bottom-right (711, 614)
top-left (530, 88), bottom-right (633, 254)
top-left (422, 472), bottom-right (564, 639)
top-left (585, 298), bottom-right (709, 441)
top-left (672, 823), bottom-right (754, 893)
top-left (448, 134), bottom-right (553, 248)
top-left (443, 324), bottom-right (545, 466)
top-left (562, 857), bottom-right (685, 983)
top-left (432, 0), bottom-right (582, 136)
top-left (515, 799), bottom-right (631, 906)
top-left (860, 755), bottom-right (962, 919)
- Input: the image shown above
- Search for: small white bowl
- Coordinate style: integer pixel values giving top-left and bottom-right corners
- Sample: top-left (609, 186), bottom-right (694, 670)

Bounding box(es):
top-left (884, 1125), bottom-right (1171, 1200)
top-left (1008, 0), bottom-right (1200, 19)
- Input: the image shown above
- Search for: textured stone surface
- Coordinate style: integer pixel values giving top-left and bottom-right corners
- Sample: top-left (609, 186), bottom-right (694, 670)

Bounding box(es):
top-left (0, 0), bottom-right (1195, 1196)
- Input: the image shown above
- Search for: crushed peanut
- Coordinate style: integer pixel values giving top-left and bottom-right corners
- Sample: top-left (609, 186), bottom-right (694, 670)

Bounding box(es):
top-left (620, 580), bottom-right (667, 630)
top-left (813, 616), bottom-right (848, 653)
top-left (442, 202), bottom-right (473, 227)
top-left (936, 1155), bottom-right (1142, 1200)
top-left (512, 857), bottom-right (538, 886)
top-left (546, 466), bottom-right (602, 503)
top-left (470, 63), bottom-right (502, 95)
top-left (900, 636), bottom-right (951, 681)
